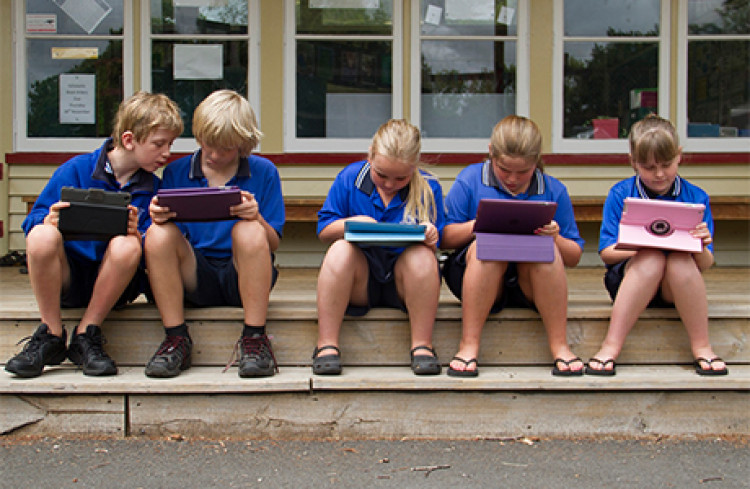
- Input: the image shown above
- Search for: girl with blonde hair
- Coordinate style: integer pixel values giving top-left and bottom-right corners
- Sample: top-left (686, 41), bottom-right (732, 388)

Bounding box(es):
top-left (313, 119), bottom-right (445, 376)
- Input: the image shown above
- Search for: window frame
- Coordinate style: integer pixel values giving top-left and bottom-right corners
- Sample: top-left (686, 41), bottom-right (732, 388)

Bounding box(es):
top-left (410, 0), bottom-right (530, 152)
top-left (139, 0), bottom-right (262, 153)
top-left (13, 0), bottom-right (134, 152)
top-left (551, 0), bottom-right (671, 154)
top-left (283, 0), bottom-right (403, 153)
top-left (676, 1), bottom-right (749, 153)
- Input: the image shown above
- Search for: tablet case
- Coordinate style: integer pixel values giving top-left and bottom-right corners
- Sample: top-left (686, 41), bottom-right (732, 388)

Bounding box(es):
top-left (472, 199), bottom-right (558, 263)
top-left (344, 221), bottom-right (426, 247)
top-left (157, 186), bottom-right (242, 222)
top-left (58, 187), bottom-right (131, 241)
top-left (614, 197), bottom-right (704, 253)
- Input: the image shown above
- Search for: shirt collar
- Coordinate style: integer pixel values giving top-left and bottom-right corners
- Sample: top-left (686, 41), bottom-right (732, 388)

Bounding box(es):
top-left (91, 138), bottom-right (154, 193)
top-left (355, 161), bottom-right (410, 202)
top-left (481, 159), bottom-right (544, 196)
top-left (636, 175), bottom-right (681, 199)
top-left (188, 149), bottom-right (251, 181)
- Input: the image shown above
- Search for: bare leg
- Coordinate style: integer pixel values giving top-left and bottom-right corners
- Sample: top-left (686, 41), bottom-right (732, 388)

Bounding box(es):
top-left (232, 220), bottom-right (273, 326)
top-left (395, 244), bottom-right (440, 353)
top-left (315, 240), bottom-right (369, 355)
top-left (25, 224), bottom-right (70, 337)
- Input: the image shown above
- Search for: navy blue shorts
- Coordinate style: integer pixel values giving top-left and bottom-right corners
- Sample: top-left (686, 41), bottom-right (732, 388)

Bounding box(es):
top-left (442, 244), bottom-right (535, 314)
top-left (61, 254), bottom-right (147, 309)
top-left (604, 260), bottom-right (673, 308)
top-left (185, 249), bottom-right (278, 307)
top-left (345, 246), bottom-right (407, 316)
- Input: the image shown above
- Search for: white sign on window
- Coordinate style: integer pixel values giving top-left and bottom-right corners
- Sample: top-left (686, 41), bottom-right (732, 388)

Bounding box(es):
top-left (52, 0), bottom-right (112, 34)
top-left (173, 45), bottom-right (223, 80)
top-left (498, 6), bottom-right (515, 26)
top-left (26, 14), bottom-right (57, 33)
top-left (310, 0), bottom-right (380, 8)
top-left (59, 74), bottom-right (96, 124)
top-left (425, 5), bottom-right (442, 25)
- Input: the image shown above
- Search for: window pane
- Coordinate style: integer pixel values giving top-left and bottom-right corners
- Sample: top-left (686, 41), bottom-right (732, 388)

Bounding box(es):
top-left (688, 40), bottom-right (750, 137)
top-left (296, 0), bottom-right (393, 35)
top-left (296, 40), bottom-right (392, 138)
top-left (421, 40), bottom-right (516, 138)
top-left (688, 0), bottom-right (750, 35)
top-left (27, 0), bottom-right (124, 36)
top-left (151, 0), bottom-right (248, 35)
top-left (419, 0), bottom-right (518, 37)
top-left (152, 40), bottom-right (248, 137)
top-left (564, 41), bottom-right (658, 139)
top-left (26, 39), bottom-right (123, 138)
top-left (564, 0), bottom-right (660, 37)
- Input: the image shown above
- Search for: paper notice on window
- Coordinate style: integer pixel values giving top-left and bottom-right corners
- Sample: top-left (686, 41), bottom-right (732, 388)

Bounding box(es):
top-left (52, 0), bottom-right (112, 34)
top-left (309, 0), bottom-right (380, 8)
top-left (52, 47), bottom-right (99, 59)
top-left (27, 14), bottom-right (57, 33)
top-left (173, 0), bottom-right (228, 7)
top-left (497, 6), bottom-right (515, 26)
top-left (174, 44), bottom-right (223, 80)
top-left (60, 74), bottom-right (96, 124)
top-left (425, 5), bottom-right (442, 25)
top-left (446, 0), bottom-right (493, 22)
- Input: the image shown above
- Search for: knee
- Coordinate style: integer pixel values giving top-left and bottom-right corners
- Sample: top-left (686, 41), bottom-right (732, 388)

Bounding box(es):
top-left (320, 240), bottom-right (360, 275)
top-left (232, 220), bottom-right (268, 253)
top-left (107, 235), bottom-right (142, 267)
top-left (145, 222), bottom-right (180, 253)
top-left (25, 224), bottom-right (63, 258)
top-left (400, 245), bottom-right (439, 278)
top-left (665, 252), bottom-right (701, 281)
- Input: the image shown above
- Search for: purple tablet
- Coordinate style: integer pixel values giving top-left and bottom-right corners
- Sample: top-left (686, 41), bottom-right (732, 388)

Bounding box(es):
top-left (157, 186), bottom-right (242, 222)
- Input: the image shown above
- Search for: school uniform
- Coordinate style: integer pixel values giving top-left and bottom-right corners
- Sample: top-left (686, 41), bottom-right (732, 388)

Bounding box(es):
top-left (443, 160), bottom-right (584, 310)
top-left (161, 150), bottom-right (285, 306)
top-left (317, 160), bottom-right (446, 314)
top-left (22, 138), bottom-right (157, 307)
top-left (599, 175), bottom-right (714, 303)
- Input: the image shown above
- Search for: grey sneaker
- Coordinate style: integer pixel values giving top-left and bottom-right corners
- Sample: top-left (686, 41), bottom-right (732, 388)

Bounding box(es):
top-left (67, 325), bottom-right (117, 376)
top-left (236, 334), bottom-right (277, 378)
top-left (145, 335), bottom-right (192, 378)
top-left (5, 323), bottom-right (67, 378)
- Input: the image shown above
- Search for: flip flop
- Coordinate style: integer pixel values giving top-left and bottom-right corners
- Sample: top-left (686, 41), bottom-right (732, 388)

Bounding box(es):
top-left (552, 357), bottom-right (584, 377)
top-left (447, 356), bottom-right (478, 377)
top-left (410, 346), bottom-right (441, 375)
top-left (585, 357), bottom-right (616, 376)
top-left (694, 357), bottom-right (728, 376)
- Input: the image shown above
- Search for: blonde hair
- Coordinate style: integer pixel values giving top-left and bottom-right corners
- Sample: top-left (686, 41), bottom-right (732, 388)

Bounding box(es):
top-left (489, 115), bottom-right (544, 171)
top-left (629, 114), bottom-right (680, 164)
top-left (192, 89), bottom-right (263, 157)
top-left (111, 91), bottom-right (183, 148)
top-left (369, 119), bottom-right (437, 224)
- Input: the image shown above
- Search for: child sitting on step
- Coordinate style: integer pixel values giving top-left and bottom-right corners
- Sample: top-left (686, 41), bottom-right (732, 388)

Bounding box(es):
top-left (143, 89), bottom-right (285, 379)
top-left (313, 119), bottom-right (445, 376)
top-left (5, 92), bottom-right (183, 378)
top-left (441, 115), bottom-right (585, 377)
top-left (587, 114), bottom-right (726, 376)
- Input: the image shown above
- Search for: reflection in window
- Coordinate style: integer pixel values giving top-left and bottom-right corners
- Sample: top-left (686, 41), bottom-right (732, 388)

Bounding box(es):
top-left (562, 0), bottom-right (660, 140)
top-left (419, 0), bottom-right (518, 139)
top-left (686, 0), bottom-right (749, 138)
top-left (295, 1), bottom-right (394, 139)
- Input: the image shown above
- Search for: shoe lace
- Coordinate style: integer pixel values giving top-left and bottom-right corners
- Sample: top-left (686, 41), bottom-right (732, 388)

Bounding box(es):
top-left (85, 333), bottom-right (110, 359)
top-left (155, 335), bottom-right (188, 356)
top-left (223, 334), bottom-right (278, 373)
top-left (15, 334), bottom-right (42, 356)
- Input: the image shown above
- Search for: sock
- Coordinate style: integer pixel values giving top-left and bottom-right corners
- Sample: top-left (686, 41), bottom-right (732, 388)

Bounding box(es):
top-left (243, 324), bottom-right (265, 337)
top-left (165, 323), bottom-right (189, 338)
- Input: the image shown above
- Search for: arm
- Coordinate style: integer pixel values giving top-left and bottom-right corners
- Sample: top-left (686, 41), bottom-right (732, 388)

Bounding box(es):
top-left (536, 220), bottom-right (583, 267)
top-left (318, 215), bottom-right (377, 245)
top-left (440, 220), bottom-right (475, 250)
top-left (232, 191), bottom-right (281, 252)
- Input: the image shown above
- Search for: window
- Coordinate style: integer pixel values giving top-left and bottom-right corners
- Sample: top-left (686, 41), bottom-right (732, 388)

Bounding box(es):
top-left (553, 0), bottom-right (669, 153)
top-left (15, 0), bottom-right (131, 151)
top-left (678, 0), bottom-right (749, 152)
top-left (142, 0), bottom-right (260, 152)
top-left (412, 0), bottom-right (528, 152)
top-left (285, 0), bottom-right (401, 152)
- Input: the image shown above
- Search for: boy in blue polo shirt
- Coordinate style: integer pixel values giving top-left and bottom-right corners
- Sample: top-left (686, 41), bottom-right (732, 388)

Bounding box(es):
top-left (441, 115), bottom-right (585, 377)
top-left (587, 114), bottom-right (725, 376)
top-left (144, 89), bottom-right (285, 379)
top-left (5, 92), bottom-right (183, 378)
top-left (313, 119), bottom-right (445, 376)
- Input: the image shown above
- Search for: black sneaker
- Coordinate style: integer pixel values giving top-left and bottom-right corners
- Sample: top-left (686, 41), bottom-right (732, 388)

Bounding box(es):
top-left (145, 335), bottom-right (192, 378)
top-left (67, 325), bottom-right (117, 376)
top-left (5, 324), bottom-right (67, 378)
top-left (236, 334), bottom-right (277, 378)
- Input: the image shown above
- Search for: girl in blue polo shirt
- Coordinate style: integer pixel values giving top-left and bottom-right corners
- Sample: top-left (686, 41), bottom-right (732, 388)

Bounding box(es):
top-left (587, 114), bottom-right (726, 376)
top-left (442, 115), bottom-right (585, 377)
top-left (313, 119), bottom-right (445, 376)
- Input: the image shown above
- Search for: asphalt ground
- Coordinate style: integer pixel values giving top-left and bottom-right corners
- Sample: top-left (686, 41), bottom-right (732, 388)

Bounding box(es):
top-left (1, 436), bottom-right (748, 488)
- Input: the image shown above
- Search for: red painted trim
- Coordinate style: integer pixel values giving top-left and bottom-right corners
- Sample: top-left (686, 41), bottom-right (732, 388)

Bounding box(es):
top-left (6, 151), bottom-right (749, 166)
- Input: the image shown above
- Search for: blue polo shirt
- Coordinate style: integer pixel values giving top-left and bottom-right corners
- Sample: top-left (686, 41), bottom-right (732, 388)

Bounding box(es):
top-left (317, 160), bottom-right (446, 248)
top-left (599, 175), bottom-right (714, 254)
top-left (22, 138), bottom-right (159, 263)
top-left (161, 151), bottom-right (285, 258)
top-left (445, 160), bottom-right (584, 249)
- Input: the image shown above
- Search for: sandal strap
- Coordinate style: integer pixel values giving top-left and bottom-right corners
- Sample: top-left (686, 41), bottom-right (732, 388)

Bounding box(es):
top-left (555, 357), bottom-right (583, 367)
top-left (313, 345), bottom-right (340, 359)
top-left (410, 345), bottom-right (436, 357)
top-left (588, 357), bottom-right (615, 368)
top-left (450, 356), bottom-right (477, 366)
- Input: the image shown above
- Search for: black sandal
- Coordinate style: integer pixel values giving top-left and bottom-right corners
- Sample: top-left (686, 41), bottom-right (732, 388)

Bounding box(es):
top-left (410, 346), bottom-right (441, 375)
top-left (312, 345), bottom-right (341, 375)
top-left (694, 357), bottom-right (728, 376)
